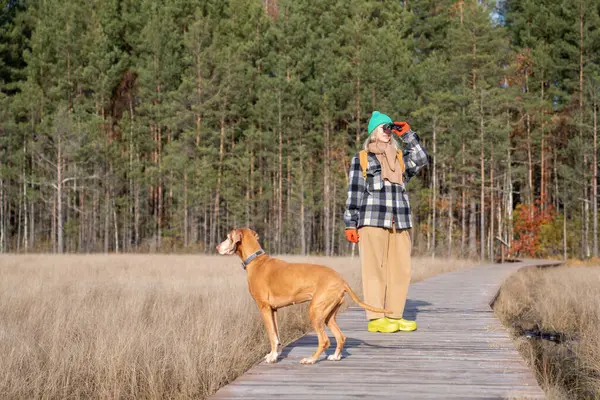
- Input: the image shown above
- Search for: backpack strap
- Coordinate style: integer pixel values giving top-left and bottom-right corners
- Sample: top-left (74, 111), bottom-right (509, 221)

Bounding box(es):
top-left (359, 150), bottom-right (369, 179)
top-left (397, 150), bottom-right (405, 173)
top-left (359, 150), bottom-right (406, 179)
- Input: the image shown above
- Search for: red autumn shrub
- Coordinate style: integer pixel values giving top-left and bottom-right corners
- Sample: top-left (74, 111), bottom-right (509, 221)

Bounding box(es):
top-left (509, 202), bottom-right (555, 257)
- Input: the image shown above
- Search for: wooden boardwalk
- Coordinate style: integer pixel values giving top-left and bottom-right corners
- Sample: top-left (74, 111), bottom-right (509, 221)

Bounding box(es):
top-left (212, 259), bottom-right (561, 400)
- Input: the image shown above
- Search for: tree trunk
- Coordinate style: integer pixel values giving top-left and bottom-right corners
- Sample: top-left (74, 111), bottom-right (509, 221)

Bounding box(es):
top-left (78, 190), bottom-right (84, 252)
top-left (203, 203), bottom-right (208, 250)
top-left (461, 139), bottom-right (466, 257)
top-left (554, 150), bottom-right (559, 212)
top-left (323, 120), bottom-right (331, 256)
top-left (103, 104), bottom-right (110, 253)
top-left (469, 198), bottom-right (476, 258)
top-left (300, 132), bottom-right (307, 255)
top-left (30, 193), bottom-right (34, 250)
top-left (157, 127), bottom-right (163, 251)
top-left (278, 91), bottom-right (283, 254)
top-left (448, 190), bottom-right (453, 257)
top-left (507, 115), bottom-right (514, 246)
top-left (184, 171), bottom-right (189, 248)
top-left (286, 136), bottom-right (292, 252)
top-left (563, 199), bottom-right (568, 261)
top-left (496, 182), bottom-right (502, 256)
top-left (245, 167), bottom-right (251, 227)
top-left (211, 116), bottom-right (226, 249)
top-left (330, 183), bottom-right (337, 256)
top-left (248, 143), bottom-right (254, 227)
top-left (134, 176), bottom-right (140, 249)
top-left (479, 89), bottom-right (485, 260)
top-left (524, 66), bottom-right (533, 210)
top-left (22, 141), bottom-right (28, 251)
top-left (272, 170), bottom-right (277, 250)
top-left (52, 195), bottom-right (57, 253)
top-left (592, 93), bottom-right (598, 257)
top-left (258, 150), bottom-right (264, 242)
top-left (540, 77), bottom-right (546, 209)
top-left (490, 156), bottom-right (494, 261)
top-left (585, 182), bottom-right (590, 258)
top-left (526, 111), bottom-right (533, 209)
top-left (431, 119), bottom-right (437, 258)
top-left (579, 2), bottom-right (589, 258)
top-left (459, 5), bottom-right (466, 256)
top-left (92, 182), bottom-right (97, 251)
top-left (128, 93), bottom-right (135, 251)
top-left (17, 169), bottom-right (22, 252)
top-left (113, 200), bottom-right (119, 253)
top-left (191, 208), bottom-right (198, 247)
top-left (307, 161), bottom-right (313, 254)
top-left (581, 201), bottom-right (585, 259)
top-left (57, 125), bottom-right (64, 254)
top-left (104, 188), bottom-right (110, 253)
top-left (426, 210), bottom-right (431, 253)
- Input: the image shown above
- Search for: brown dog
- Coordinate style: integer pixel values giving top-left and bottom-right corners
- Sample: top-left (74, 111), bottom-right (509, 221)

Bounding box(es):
top-left (216, 227), bottom-right (390, 364)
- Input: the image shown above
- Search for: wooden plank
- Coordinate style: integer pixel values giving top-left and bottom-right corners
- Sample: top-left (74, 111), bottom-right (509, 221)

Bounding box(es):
top-left (211, 259), bottom-right (561, 399)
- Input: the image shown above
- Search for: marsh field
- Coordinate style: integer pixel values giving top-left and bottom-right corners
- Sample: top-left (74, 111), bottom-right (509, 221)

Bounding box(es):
top-left (494, 263), bottom-right (600, 400)
top-left (0, 254), bottom-right (476, 399)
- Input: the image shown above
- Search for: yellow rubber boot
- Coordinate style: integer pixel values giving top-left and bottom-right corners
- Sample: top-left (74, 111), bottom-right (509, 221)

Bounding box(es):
top-left (368, 318), bottom-right (400, 333)
top-left (386, 317), bottom-right (417, 332)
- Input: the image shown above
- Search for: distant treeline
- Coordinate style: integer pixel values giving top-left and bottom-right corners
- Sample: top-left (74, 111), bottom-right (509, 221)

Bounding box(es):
top-left (0, 0), bottom-right (598, 258)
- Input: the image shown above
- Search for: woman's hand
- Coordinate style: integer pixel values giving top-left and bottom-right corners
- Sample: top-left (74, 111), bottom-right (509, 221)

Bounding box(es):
top-left (391, 121), bottom-right (411, 136)
top-left (345, 228), bottom-right (359, 243)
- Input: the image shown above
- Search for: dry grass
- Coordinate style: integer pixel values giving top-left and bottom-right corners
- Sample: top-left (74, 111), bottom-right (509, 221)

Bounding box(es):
top-left (494, 265), bottom-right (600, 399)
top-left (0, 254), bottom-right (475, 399)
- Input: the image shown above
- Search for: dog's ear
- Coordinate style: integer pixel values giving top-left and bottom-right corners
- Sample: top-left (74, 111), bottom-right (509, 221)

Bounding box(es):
top-left (231, 229), bottom-right (242, 244)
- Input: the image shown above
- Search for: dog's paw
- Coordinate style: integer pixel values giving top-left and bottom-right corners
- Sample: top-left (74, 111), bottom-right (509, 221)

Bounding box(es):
top-left (300, 357), bottom-right (316, 365)
top-left (327, 354), bottom-right (341, 361)
top-left (264, 352), bottom-right (279, 364)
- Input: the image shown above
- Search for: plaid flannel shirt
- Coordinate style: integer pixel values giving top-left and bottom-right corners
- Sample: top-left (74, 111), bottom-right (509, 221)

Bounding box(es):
top-left (344, 130), bottom-right (429, 230)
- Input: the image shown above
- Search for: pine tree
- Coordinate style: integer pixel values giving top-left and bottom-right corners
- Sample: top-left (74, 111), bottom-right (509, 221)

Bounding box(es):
top-left (445, 0), bottom-right (512, 260)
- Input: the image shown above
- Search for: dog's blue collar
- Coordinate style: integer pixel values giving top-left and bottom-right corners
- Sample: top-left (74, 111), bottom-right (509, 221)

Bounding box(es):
top-left (242, 249), bottom-right (265, 270)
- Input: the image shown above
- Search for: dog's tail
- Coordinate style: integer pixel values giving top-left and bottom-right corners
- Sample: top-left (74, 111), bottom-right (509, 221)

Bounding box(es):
top-left (343, 283), bottom-right (392, 314)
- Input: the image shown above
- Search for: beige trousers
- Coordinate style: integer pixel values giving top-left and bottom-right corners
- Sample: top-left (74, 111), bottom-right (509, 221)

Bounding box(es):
top-left (358, 226), bottom-right (412, 320)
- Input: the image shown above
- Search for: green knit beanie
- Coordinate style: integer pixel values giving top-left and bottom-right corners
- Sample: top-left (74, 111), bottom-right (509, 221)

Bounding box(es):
top-left (367, 111), bottom-right (392, 134)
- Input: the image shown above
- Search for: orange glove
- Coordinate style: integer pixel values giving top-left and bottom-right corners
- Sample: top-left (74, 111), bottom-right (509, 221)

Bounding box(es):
top-left (391, 121), bottom-right (411, 136)
top-left (345, 228), bottom-right (359, 243)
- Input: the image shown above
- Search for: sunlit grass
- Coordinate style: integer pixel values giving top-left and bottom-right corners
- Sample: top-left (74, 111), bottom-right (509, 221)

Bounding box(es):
top-left (494, 265), bottom-right (600, 399)
top-left (0, 254), bottom-right (475, 399)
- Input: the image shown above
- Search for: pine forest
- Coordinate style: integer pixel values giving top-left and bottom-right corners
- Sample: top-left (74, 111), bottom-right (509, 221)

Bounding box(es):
top-left (0, 0), bottom-right (599, 259)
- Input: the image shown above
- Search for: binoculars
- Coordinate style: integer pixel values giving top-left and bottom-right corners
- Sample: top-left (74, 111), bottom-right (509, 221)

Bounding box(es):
top-left (382, 123), bottom-right (399, 134)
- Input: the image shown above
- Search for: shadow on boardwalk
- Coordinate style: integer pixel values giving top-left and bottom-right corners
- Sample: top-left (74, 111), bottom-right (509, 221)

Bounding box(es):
top-left (279, 298), bottom-right (432, 362)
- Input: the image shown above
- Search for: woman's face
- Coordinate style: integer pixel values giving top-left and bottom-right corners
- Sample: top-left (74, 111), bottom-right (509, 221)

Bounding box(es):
top-left (374, 124), bottom-right (392, 143)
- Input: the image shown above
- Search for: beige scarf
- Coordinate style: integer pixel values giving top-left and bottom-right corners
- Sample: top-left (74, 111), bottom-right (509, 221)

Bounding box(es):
top-left (367, 141), bottom-right (403, 184)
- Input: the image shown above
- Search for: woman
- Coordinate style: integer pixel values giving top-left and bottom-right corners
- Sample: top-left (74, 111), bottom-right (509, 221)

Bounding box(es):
top-left (344, 111), bottom-right (429, 333)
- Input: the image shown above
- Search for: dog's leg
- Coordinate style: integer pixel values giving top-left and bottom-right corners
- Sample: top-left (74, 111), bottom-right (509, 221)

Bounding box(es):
top-left (300, 298), bottom-right (333, 364)
top-left (326, 300), bottom-right (346, 361)
top-left (259, 305), bottom-right (279, 363)
top-left (272, 309), bottom-right (281, 349)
